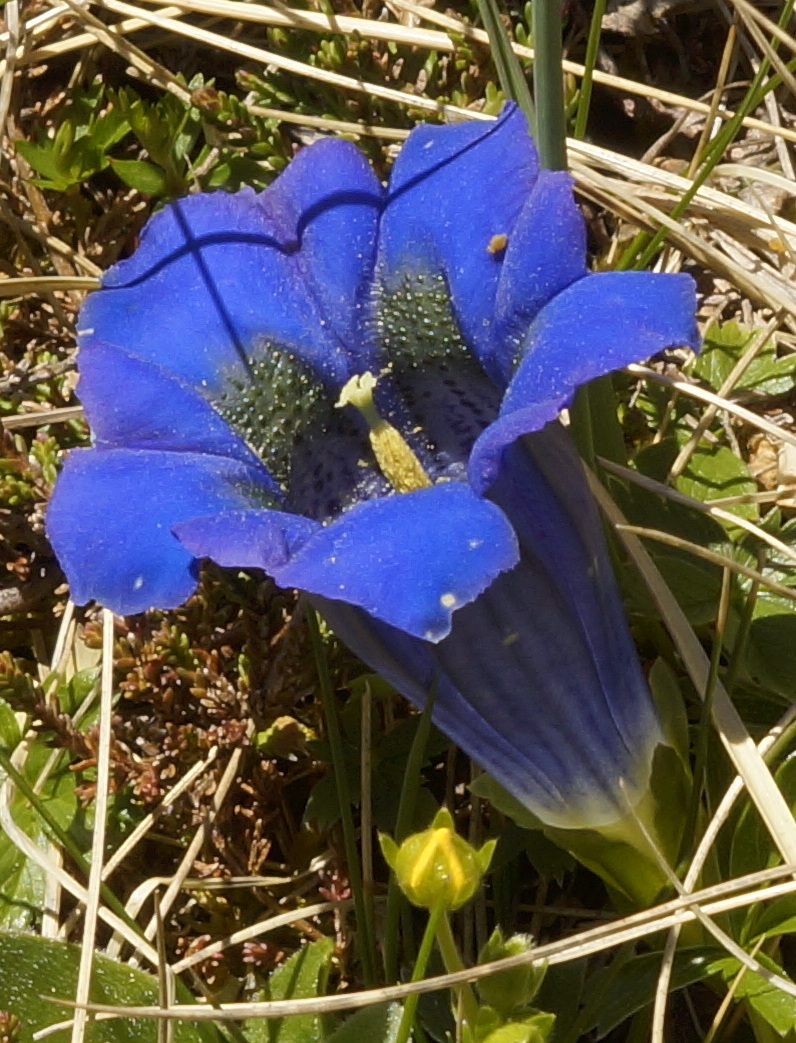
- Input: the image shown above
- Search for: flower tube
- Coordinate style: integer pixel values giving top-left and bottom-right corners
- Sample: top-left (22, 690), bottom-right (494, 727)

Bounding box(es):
top-left (47, 105), bottom-right (699, 894)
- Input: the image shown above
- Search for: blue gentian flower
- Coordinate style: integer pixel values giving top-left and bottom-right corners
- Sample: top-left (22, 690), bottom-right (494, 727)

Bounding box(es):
top-left (47, 104), bottom-right (699, 832)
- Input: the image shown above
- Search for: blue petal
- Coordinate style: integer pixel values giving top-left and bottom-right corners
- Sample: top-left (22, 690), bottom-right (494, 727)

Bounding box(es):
top-left (313, 433), bottom-right (664, 829)
top-left (46, 448), bottom-right (274, 614)
top-left (378, 104), bottom-right (538, 378)
top-left (493, 170), bottom-right (587, 375)
top-left (470, 271), bottom-right (700, 492)
top-left (174, 508), bottom-right (319, 570)
top-left (80, 139), bottom-right (383, 389)
top-left (189, 484), bottom-right (517, 641)
top-left (78, 338), bottom-right (272, 477)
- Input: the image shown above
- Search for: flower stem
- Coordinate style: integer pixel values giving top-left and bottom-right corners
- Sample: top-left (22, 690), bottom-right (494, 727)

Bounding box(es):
top-left (531, 0), bottom-right (567, 171)
top-left (394, 902), bottom-right (444, 1043)
top-left (435, 912), bottom-right (480, 1040)
top-left (307, 607), bottom-right (377, 985)
top-left (384, 686), bottom-right (436, 982)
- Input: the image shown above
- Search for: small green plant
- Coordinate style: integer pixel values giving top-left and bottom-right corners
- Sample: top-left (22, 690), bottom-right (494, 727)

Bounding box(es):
top-left (15, 78), bottom-right (130, 192)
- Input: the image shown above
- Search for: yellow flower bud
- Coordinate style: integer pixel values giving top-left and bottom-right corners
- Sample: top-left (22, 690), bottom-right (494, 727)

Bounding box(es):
top-left (379, 808), bottom-right (496, 911)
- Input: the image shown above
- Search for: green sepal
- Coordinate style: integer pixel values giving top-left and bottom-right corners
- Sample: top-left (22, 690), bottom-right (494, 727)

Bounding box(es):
top-left (473, 744), bottom-right (689, 907)
top-left (479, 1012), bottom-right (555, 1043)
top-left (379, 832), bottom-right (400, 870)
top-left (543, 744), bottom-right (689, 907)
top-left (477, 929), bottom-right (545, 1017)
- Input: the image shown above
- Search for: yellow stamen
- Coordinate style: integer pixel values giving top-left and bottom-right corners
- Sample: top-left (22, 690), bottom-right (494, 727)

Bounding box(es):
top-left (487, 233), bottom-right (508, 254)
top-left (337, 372), bottom-right (432, 493)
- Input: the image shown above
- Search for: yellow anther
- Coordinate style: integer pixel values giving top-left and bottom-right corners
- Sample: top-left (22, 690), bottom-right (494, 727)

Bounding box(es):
top-left (487, 233), bottom-right (508, 255)
top-left (337, 372), bottom-right (432, 493)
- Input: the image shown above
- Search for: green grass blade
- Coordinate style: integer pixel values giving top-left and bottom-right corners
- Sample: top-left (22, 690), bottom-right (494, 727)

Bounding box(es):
top-left (531, 0), bottom-right (567, 170)
top-left (307, 608), bottom-right (377, 986)
top-left (572, 0), bottom-right (607, 140)
top-left (476, 0), bottom-right (535, 126)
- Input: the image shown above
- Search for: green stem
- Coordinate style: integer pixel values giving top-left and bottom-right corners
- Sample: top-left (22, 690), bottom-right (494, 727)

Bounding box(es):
top-left (307, 608), bottom-right (377, 985)
top-left (394, 903), bottom-right (444, 1043)
top-left (384, 686), bottom-right (436, 982)
top-left (435, 912), bottom-right (480, 1039)
top-left (531, 0), bottom-right (567, 170)
top-left (572, 0), bottom-right (607, 140)
top-left (721, 581), bottom-right (760, 700)
top-left (679, 569), bottom-right (730, 861)
top-left (476, 0), bottom-right (535, 125)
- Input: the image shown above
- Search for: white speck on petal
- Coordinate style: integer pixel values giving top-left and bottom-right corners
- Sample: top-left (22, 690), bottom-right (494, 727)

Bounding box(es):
top-left (468, 539), bottom-right (483, 550)
top-left (133, 575), bottom-right (145, 591)
top-left (440, 592), bottom-right (457, 608)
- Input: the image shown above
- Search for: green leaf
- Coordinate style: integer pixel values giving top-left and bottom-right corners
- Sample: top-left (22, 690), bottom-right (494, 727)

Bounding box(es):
top-left (0, 750), bottom-right (82, 930)
top-left (0, 695), bottom-right (21, 749)
top-left (246, 937), bottom-right (335, 1043)
top-left (14, 140), bottom-right (69, 187)
top-left (648, 659), bottom-right (689, 769)
top-left (694, 320), bottom-right (796, 399)
top-left (731, 756), bottom-right (796, 944)
top-left (588, 948), bottom-right (717, 1039)
top-left (744, 607), bottom-right (796, 701)
top-left (109, 159), bottom-right (169, 196)
top-left (675, 444), bottom-right (758, 521)
top-left (709, 952), bottom-right (796, 1037)
top-left (325, 1003), bottom-right (403, 1043)
top-left (469, 774), bottom-right (545, 831)
top-left (650, 552), bottom-right (724, 627)
top-left (52, 666), bottom-right (99, 717)
top-left (692, 320), bottom-right (749, 389)
top-left (480, 1013), bottom-right (555, 1043)
top-left (523, 832), bottom-right (576, 884)
top-left (90, 106), bottom-right (131, 153)
top-left (625, 440), bottom-right (727, 548)
top-left (0, 930), bottom-right (222, 1042)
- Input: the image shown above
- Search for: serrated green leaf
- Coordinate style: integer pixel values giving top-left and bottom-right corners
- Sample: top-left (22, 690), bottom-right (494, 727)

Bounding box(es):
top-left (692, 320), bottom-right (796, 399)
top-left (90, 106), bottom-right (131, 153)
top-left (53, 119), bottom-right (76, 162)
top-left (110, 159), bottom-right (169, 196)
top-left (246, 936), bottom-right (335, 1043)
top-left (326, 1003), bottom-right (403, 1043)
top-left (738, 354), bottom-right (796, 398)
top-left (14, 140), bottom-right (65, 185)
top-left (0, 930), bottom-right (222, 1042)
